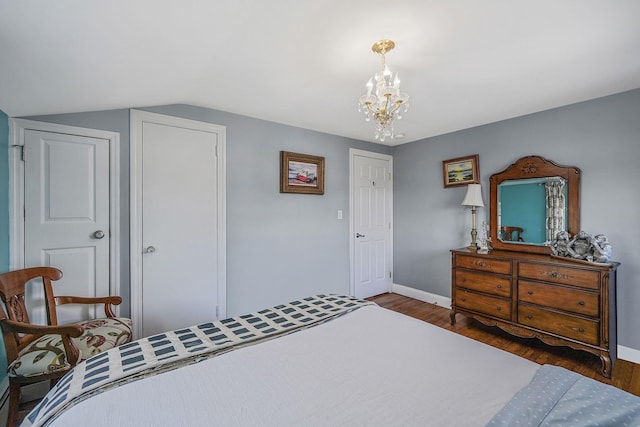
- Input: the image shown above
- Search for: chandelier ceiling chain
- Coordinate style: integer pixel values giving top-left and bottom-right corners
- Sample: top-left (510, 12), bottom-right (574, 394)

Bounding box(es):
top-left (358, 39), bottom-right (409, 142)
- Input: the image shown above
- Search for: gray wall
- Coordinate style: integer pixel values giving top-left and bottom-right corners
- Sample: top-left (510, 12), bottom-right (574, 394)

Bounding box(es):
top-left (392, 88), bottom-right (640, 351)
top-left (27, 105), bottom-right (391, 316)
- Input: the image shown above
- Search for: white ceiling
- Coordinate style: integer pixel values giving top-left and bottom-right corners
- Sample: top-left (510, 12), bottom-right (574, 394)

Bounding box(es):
top-left (1, 1), bottom-right (639, 145)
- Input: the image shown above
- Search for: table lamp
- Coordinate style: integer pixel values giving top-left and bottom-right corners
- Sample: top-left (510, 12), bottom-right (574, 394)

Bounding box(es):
top-left (461, 184), bottom-right (484, 250)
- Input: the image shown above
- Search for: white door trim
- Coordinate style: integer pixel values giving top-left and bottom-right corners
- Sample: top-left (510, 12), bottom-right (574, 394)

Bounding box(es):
top-left (129, 110), bottom-right (227, 338)
top-left (348, 148), bottom-right (393, 297)
top-left (8, 118), bottom-right (121, 297)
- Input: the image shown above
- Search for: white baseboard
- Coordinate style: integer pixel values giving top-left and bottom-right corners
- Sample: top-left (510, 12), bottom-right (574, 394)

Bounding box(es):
top-left (618, 345), bottom-right (640, 365)
top-left (390, 284), bottom-right (640, 365)
top-left (391, 283), bottom-right (451, 308)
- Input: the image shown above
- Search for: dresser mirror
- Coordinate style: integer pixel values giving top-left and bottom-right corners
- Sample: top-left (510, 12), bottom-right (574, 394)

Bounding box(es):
top-left (489, 155), bottom-right (581, 254)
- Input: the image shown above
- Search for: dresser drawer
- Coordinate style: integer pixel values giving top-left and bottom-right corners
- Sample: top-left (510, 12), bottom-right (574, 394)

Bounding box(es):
top-left (519, 262), bottom-right (600, 290)
top-left (518, 304), bottom-right (599, 345)
top-left (456, 255), bottom-right (512, 275)
top-left (455, 270), bottom-right (511, 298)
top-left (518, 280), bottom-right (599, 317)
top-left (455, 289), bottom-right (511, 320)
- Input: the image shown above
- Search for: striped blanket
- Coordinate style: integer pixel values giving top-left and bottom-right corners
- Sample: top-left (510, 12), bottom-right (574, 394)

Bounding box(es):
top-left (23, 294), bottom-right (373, 427)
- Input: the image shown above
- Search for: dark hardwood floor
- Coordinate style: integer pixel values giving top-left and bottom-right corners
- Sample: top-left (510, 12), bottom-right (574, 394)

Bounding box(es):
top-left (369, 292), bottom-right (640, 396)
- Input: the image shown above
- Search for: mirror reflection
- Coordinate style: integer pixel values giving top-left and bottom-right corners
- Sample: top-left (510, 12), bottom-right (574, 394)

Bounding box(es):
top-left (498, 177), bottom-right (567, 245)
top-left (489, 155), bottom-right (580, 254)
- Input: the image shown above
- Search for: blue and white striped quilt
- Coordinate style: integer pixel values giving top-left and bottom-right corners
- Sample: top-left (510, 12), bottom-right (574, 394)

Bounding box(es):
top-left (23, 294), bottom-right (373, 427)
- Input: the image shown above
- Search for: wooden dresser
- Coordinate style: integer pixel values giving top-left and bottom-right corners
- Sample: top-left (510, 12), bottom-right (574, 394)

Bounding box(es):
top-left (450, 248), bottom-right (618, 377)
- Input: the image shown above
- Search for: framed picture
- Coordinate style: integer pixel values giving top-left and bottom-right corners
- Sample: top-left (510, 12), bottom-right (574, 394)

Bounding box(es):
top-left (442, 154), bottom-right (480, 188)
top-left (280, 151), bottom-right (325, 195)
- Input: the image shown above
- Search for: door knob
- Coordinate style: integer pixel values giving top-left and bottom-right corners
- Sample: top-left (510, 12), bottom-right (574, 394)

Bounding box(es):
top-left (93, 230), bottom-right (105, 239)
top-left (356, 233), bottom-right (366, 238)
top-left (143, 246), bottom-right (156, 254)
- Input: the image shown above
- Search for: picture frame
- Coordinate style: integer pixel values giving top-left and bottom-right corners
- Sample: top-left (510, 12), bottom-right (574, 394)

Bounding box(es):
top-left (280, 151), bottom-right (325, 195)
top-left (442, 154), bottom-right (480, 188)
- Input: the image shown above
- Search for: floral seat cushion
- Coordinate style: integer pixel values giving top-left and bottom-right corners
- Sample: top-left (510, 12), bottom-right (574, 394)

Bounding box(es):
top-left (8, 317), bottom-right (132, 378)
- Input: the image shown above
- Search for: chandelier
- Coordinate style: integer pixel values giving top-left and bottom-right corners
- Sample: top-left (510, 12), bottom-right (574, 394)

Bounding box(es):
top-left (358, 39), bottom-right (409, 142)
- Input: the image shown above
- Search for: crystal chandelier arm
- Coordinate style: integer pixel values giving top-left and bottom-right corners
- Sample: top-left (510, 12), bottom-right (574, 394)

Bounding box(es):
top-left (388, 98), bottom-right (405, 115)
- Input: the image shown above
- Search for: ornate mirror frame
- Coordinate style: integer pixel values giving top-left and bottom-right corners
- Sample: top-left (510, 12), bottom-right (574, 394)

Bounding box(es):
top-left (489, 155), bottom-right (581, 254)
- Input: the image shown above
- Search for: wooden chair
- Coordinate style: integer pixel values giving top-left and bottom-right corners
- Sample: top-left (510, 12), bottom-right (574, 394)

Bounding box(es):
top-left (501, 226), bottom-right (525, 242)
top-left (0, 267), bottom-right (132, 427)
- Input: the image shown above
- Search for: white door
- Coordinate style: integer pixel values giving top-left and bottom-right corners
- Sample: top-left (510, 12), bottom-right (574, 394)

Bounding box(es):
top-left (130, 111), bottom-right (226, 338)
top-left (22, 129), bottom-right (112, 325)
top-left (350, 150), bottom-right (392, 299)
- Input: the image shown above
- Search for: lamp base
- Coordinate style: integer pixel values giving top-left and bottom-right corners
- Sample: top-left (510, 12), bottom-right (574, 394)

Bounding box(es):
top-left (467, 227), bottom-right (478, 251)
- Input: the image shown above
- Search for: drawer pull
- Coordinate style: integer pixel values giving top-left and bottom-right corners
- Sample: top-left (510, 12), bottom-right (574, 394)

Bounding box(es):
top-left (526, 315), bottom-right (533, 320)
top-left (475, 261), bottom-right (488, 267)
top-left (545, 270), bottom-right (570, 280)
top-left (578, 301), bottom-right (585, 306)
top-left (461, 297), bottom-right (466, 302)
top-left (496, 307), bottom-right (501, 311)
top-left (496, 284), bottom-right (502, 289)
top-left (578, 328), bottom-right (585, 333)
top-left (527, 290), bottom-right (533, 295)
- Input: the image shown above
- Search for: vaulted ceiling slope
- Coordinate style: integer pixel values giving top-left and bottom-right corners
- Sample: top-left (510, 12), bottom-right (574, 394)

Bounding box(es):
top-left (1, 1), bottom-right (639, 145)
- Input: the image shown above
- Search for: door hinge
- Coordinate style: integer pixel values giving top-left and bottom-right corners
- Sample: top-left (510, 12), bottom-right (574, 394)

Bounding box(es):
top-left (389, 271), bottom-right (392, 279)
top-left (216, 305), bottom-right (219, 318)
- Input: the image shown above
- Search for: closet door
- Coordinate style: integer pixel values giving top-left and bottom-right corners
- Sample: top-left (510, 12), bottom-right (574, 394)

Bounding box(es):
top-left (130, 110), bottom-right (226, 338)
top-left (11, 119), bottom-right (120, 326)
top-left (23, 129), bottom-right (111, 324)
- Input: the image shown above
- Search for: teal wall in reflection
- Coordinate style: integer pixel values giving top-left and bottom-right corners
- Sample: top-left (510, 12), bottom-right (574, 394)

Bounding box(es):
top-left (500, 183), bottom-right (546, 243)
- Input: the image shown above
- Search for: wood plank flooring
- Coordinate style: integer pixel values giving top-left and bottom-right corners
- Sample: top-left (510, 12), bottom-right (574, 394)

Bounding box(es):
top-left (369, 292), bottom-right (640, 396)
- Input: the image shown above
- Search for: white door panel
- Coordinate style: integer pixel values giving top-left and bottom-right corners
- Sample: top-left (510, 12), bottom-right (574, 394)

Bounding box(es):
top-left (357, 241), bottom-right (371, 284)
top-left (131, 110), bottom-right (227, 339)
top-left (23, 130), bottom-right (110, 325)
top-left (44, 247), bottom-right (97, 323)
top-left (141, 122), bottom-right (218, 336)
top-left (352, 152), bottom-right (392, 299)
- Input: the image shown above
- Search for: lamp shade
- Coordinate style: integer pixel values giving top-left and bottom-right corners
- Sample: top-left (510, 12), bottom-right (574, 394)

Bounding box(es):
top-left (461, 184), bottom-right (484, 207)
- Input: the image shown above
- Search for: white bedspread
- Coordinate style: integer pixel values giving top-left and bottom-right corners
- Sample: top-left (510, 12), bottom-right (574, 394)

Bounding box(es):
top-left (48, 305), bottom-right (539, 426)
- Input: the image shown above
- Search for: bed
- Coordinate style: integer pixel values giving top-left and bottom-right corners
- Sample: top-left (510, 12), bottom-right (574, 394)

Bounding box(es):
top-left (22, 295), bottom-right (640, 426)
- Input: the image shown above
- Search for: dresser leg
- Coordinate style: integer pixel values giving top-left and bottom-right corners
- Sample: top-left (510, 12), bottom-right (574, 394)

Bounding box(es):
top-left (449, 310), bottom-right (457, 325)
top-left (599, 353), bottom-right (612, 379)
